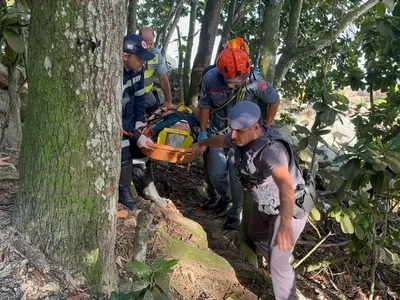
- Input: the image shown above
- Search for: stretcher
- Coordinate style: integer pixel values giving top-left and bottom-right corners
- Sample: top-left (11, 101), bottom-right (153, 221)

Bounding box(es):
top-left (139, 105), bottom-right (200, 164)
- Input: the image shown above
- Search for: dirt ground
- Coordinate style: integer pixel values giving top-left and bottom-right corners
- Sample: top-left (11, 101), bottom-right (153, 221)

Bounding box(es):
top-left (1, 150), bottom-right (399, 300)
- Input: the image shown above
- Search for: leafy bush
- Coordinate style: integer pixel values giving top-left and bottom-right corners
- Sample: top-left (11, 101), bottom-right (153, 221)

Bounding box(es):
top-left (111, 257), bottom-right (179, 300)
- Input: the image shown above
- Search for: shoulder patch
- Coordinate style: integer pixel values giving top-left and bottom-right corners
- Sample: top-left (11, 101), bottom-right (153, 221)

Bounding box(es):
top-left (258, 80), bottom-right (267, 91)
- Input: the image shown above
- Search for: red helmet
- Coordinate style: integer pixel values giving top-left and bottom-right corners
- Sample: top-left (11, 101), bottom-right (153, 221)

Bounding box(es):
top-left (216, 48), bottom-right (251, 83)
top-left (226, 37), bottom-right (250, 55)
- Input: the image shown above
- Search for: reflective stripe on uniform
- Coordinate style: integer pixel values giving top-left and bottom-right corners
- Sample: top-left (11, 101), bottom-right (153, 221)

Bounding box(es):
top-left (134, 87), bottom-right (145, 97)
top-left (122, 139), bottom-right (130, 148)
top-left (123, 75), bottom-right (141, 90)
top-left (144, 54), bottom-right (159, 93)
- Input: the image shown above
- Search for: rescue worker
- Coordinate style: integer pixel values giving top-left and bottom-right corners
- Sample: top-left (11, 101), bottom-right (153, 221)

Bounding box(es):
top-left (198, 47), bottom-right (280, 230)
top-left (139, 27), bottom-right (172, 115)
top-left (121, 33), bottom-right (155, 210)
top-left (192, 101), bottom-right (317, 300)
top-left (198, 38), bottom-right (250, 211)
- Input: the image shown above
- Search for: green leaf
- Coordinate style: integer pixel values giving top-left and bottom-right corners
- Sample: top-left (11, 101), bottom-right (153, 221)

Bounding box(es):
top-left (294, 125), bottom-right (310, 134)
top-left (297, 137), bottom-right (308, 151)
top-left (3, 29), bottom-right (25, 54)
top-left (320, 108), bottom-right (336, 126)
top-left (377, 21), bottom-right (393, 37)
top-left (327, 206), bottom-right (342, 218)
top-left (376, 2), bottom-right (386, 17)
top-left (131, 280), bottom-right (150, 292)
top-left (143, 287), bottom-right (163, 300)
top-left (342, 207), bottom-right (356, 219)
top-left (333, 154), bottom-right (354, 163)
top-left (126, 261), bottom-right (152, 276)
top-left (154, 272), bottom-right (170, 295)
top-left (322, 90), bottom-right (335, 104)
top-left (371, 171), bottom-right (385, 192)
top-left (351, 173), bottom-right (365, 191)
top-left (354, 223), bottom-right (365, 240)
top-left (339, 158), bottom-right (361, 181)
top-left (385, 155), bottom-right (400, 173)
top-left (340, 215), bottom-right (354, 234)
top-left (308, 135), bottom-right (318, 148)
top-left (313, 102), bottom-right (329, 112)
top-left (334, 104), bottom-right (348, 111)
top-left (154, 259), bottom-right (179, 273)
top-left (371, 158), bottom-right (387, 171)
top-left (110, 292), bottom-right (133, 300)
top-left (315, 129), bottom-right (331, 136)
top-left (383, 168), bottom-right (396, 180)
top-left (310, 207), bottom-right (321, 221)
top-left (331, 93), bottom-right (350, 104)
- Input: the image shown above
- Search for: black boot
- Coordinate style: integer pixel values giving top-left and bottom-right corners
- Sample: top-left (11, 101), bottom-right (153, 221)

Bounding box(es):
top-left (223, 217), bottom-right (241, 230)
top-left (202, 197), bottom-right (221, 210)
top-left (133, 161), bottom-right (167, 207)
top-left (213, 199), bottom-right (231, 214)
top-left (118, 161), bottom-right (138, 210)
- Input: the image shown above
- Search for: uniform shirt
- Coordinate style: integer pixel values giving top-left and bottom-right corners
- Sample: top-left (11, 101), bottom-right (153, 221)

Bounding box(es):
top-left (122, 67), bottom-right (146, 133)
top-left (150, 48), bottom-right (168, 76)
top-left (199, 68), bottom-right (279, 134)
top-left (224, 129), bottom-right (304, 205)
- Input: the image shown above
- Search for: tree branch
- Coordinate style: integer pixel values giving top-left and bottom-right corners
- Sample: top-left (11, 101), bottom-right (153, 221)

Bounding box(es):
top-left (274, 0), bottom-right (380, 87)
top-left (285, 0), bottom-right (303, 50)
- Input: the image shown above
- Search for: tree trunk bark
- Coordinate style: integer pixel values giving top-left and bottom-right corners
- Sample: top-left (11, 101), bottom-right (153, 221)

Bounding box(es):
top-left (13, 0), bottom-right (125, 293)
top-left (0, 0), bottom-right (6, 10)
top-left (274, 0), bottom-right (379, 87)
top-left (127, 0), bottom-right (138, 34)
top-left (162, 0), bottom-right (183, 56)
top-left (188, 0), bottom-right (224, 107)
top-left (183, 0), bottom-right (197, 104)
top-left (155, 0), bottom-right (177, 48)
top-left (1, 65), bottom-right (22, 150)
top-left (218, 0), bottom-right (237, 51)
top-left (259, 0), bottom-right (284, 83)
top-left (176, 26), bottom-right (184, 103)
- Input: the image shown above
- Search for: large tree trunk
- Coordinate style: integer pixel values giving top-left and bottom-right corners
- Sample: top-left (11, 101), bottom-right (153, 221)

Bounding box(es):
top-left (188, 0), bottom-right (224, 107)
top-left (162, 0), bottom-right (183, 56)
top-left (183, 0), bottom-right (197, 104)
top-left (12, 0), bottom-right (125, 293)
top-left (259, 0), bottom-right (284, 83)
top-left (127, 0), bottom-right (138, 34)
top-left (1, 65), bottom-right (22, 150)
top-left (218, 0), bottom-right (237, 50)
top-left (274, 0), bottom-right (379, 87)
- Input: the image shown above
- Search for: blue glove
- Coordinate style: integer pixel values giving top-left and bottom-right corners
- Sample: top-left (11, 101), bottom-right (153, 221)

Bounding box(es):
top-left (197, 131), bottom-right (208, 141)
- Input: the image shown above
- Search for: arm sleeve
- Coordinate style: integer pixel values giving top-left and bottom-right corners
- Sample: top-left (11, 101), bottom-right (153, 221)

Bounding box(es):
top-left (258, 142), bottom-right (289, 173)
top-left (156, 52), bottom-right (168, 75)
top-left (223, 134), bottom-right (234, 148)
top-left (198, 77), bottom-right (212, 109)
top-left (250, 77), bottom-right (280, 105)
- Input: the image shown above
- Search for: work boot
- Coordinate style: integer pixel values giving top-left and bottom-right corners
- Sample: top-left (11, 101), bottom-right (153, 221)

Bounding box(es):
top-left (223, 217), bottom-right (241, 230)
top-left (202, 197), bottom-right (221, 210)
top-left (213, 199), bottom-right (231, 215)
top-left (133, 161), bottom-right (168, 207)
top-left (119, 161), bottom-right (138, 210)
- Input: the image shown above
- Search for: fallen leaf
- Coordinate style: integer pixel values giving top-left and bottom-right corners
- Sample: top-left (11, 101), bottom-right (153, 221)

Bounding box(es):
top-left (344, 274), bottom-right (352, 281)
top-left (67, 293), bottom-right (87, 300)
top-left (117, 210), bottom-right (128, 219)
